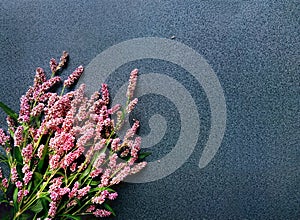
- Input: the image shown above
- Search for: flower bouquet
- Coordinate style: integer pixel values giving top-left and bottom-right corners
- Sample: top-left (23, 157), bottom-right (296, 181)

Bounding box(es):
top-left (0, 52), bottom-right (148, 219)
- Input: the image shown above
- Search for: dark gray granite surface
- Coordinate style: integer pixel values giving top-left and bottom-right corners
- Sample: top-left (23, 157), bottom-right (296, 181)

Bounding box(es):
top-left (0, 1), bottom-right (299, 219)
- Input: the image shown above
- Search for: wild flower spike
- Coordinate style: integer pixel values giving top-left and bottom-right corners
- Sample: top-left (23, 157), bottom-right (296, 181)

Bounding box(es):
top-left (0, 128), bottom-right (9, 145)
top-left (64, 65), bottom-right (84, 87)
top-left (127, 68), bottom-right (138, 99)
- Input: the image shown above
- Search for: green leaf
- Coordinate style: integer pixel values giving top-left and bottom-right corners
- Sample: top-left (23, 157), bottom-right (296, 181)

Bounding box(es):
top-left (79, 165), bottom-right (91, 181)
top-left (13, 188), bottom-right (18, 204)
top-left (138, 152), bottom-right (152, 160)
top-left (19, 213), bottom-right (32, 220)
top-left (60, 214), bottom-right (81, 220)
top-left (14, 147), bottom-right (23, 164)
top-left (29, 199), bottom-right (43, 213)
top-left (103, 203), bottom-right (116, 216)
top-left (0, 102), bottom-right (18, 120)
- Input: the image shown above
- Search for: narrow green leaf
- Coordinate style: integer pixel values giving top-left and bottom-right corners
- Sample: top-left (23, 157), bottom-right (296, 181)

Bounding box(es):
top-left (0, 102), bottom-right (18, 120)
top-left (103, 203), bottom-right (116, 216)
top-left (13, 187), bottom-right (18, 204)
top-left (138, 152), bottom-right (152, 160)
top-left (29, 199), bottom-right (43, 213)
top-left (14, 147), bottom-right (23, 164)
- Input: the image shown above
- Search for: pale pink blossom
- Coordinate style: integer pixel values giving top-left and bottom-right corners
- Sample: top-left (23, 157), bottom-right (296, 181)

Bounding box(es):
top-left (126, 98), bottom-right (138, 113)
top-left (18, 95), bottom-right (30, 123)
top-left (77, 185), bottom-right (90, 199)
top-left (11, 167), bottom-right (18, 183)
top-left (23, 171), bottom-right (33, 185)
top-left (101, 83), bottom-right (109, 104)
top-left (2, 178), bottom-right (8, 188)
top-left (15, 181), bottom-right (23, 189)
top-left (21, 144), bottom-right (33, 163)
top-left (49, 58), bottom-right (58, 73)
top-left (126, 68), bottom-right (138, 99)
top-left (64, 65), bottom-right (84, 87)
top-left (30, 103), bottom-right (44, 117)
top-left (108, 192), bottom-right (118, 200)
top-left (93, 209), bottom-right (111, 218)
top-left (0, 128), bottom-right (9, 145)
top-left (48, 201), bottom-right (57, 217)
top-left (34, 67), bottom-right (47, 87)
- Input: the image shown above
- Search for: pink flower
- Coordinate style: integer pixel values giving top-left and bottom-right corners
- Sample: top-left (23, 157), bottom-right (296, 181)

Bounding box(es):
top-left (40, 76), bottom-right (61, 94)
top-left (108, 153), bottom-right (118, 169)
top-left (18, 95), bottom-right (30, 123)
top-left (70, 163), bottom-right (77, 172)
top-left (110, 166), bottom-right (131, 185)
top-left (21, 144), bottom-right (33, 163)
top-left (23, 171), bottom-right (33, 185)
top-left (126, 98), bottom-right (138, 113)
top-left (90, 168), bottom-right (102, 178)
top-left (14, 126), bottom-right (24, 146)
top-left (124, 120), bottom-right (139, 140)
top-left (11, 167), bottom-right (18, 183)
top-left (48, 201), bottom-right (57, 217)
top-left (101, 84), bottom-right (109, 104)
top-left (15, 181), bottom-right (23, 189)
top-left (126, 68), bottom-right (138, 99)
top-left (49, 58), bottom-right (58, 73)
top-left (67, 200), bottom-right (77, 208)
top-left (30, 103), bottom-right (44, 117)
top-left (64, 65), bottom-right (84, 87)
top-left (58, 187), bottom-right (70, 196)
top-left (34, 67), bottom-right (47, 88)
top-left (91, 190), bottom-right (109, 204)
top-left (69, 181), bottom-right (79, 199)
top-left (130, 137), bottom-right (142, 161)
top-left (6, 116), bottom-right (15, 132)
top-left (130, 161), bottom-right (147, 175)
top-left (0, 128), bottom-right (9, 145)
top-left (77, 185), bottom-right (91, 199)
top-left (86, 205), bottom-right (96, 213)
top-left (111, 138), bottom-right (120, 151)
top-left (49, 155), bottom-right (60, 170)
top-left (108, 192), bottom-right (118, 200)
top-left (99, 168), bottom-right (111, 187)
top-left (37, 144), bottom-right (45, 159)
top-left (17, 190), bottom-right (23, 202)
top-left (2, 178), bottom-right (8, 188)
top-left (93, 209), bottom-right (111, 218)
top-left (108, 104), bottom-right (121, 115)
top-left (22, 164), bottom-right (30, 174)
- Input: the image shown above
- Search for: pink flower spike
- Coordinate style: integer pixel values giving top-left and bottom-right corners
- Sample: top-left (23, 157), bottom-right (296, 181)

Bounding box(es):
top-left (101, 83), bottom-right (109, 104)
top-left (2, 178), bottom-right (8, 188)
top-left (126, 68), bottom-right (138, 99)
top-left (23, 171), bottom-right (33, 185)
top-left (11, 167), bottom-right (18, 183)
top-left (34, 67), bottom-right (47, 87)
top-left (108, 192), bottom-right (118, 200)
top-left (93, 209), bottom-right (111, 218)
top-left (64, 65), bottom-right (84, 87)
top-left (126, 98), bottom-right (138, 113)
top-left (18, 95), bottom-right (30, 123)
top-left (49, 58), bottom-right (58, 73)
top-left (0, 128), bottom-right (9, 145)
top-left (15, 181), bottom-right (23, 189)
top-left (14, 126), bottom-right (24, 147)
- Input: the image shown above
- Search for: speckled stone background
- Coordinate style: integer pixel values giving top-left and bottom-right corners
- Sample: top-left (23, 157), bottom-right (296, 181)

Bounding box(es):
top-left (0, 0), bottom-right (299, 219)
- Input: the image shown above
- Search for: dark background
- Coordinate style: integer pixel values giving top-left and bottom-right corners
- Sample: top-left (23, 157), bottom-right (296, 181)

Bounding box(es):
top-left (0, 1), bottom-right (299, 219)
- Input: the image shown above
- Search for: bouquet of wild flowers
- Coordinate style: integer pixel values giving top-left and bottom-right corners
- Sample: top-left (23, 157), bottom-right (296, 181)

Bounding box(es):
top-left (0, 52), bottom-right (148, 219)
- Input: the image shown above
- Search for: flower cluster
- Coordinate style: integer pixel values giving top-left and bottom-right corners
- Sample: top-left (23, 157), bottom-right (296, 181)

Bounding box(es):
top-left (0, 52), bottom-right (148, 219)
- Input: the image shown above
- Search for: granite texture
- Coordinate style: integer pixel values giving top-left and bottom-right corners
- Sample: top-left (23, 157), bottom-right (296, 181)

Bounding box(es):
top-left (0, 0), bottom-right (299, 219)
